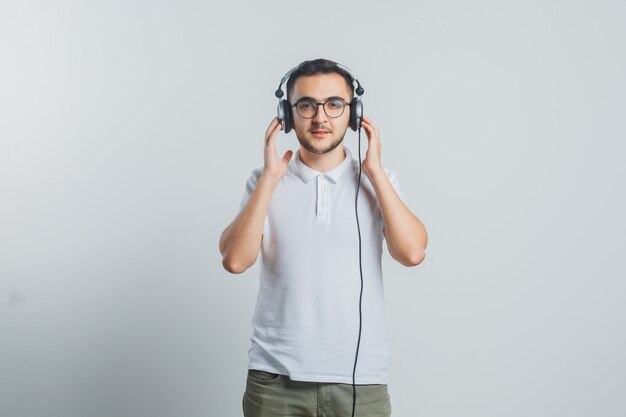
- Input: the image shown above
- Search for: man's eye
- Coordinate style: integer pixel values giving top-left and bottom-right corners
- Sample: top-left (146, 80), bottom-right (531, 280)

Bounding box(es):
top-left (298, 102), bottom-right (314, 110)
top-left (328, 100), bottom-right (344, 109)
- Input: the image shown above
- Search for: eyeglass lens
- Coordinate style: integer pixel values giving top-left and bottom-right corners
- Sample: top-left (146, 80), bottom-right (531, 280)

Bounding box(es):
top-left (295, 99), bottom-right (348, 119)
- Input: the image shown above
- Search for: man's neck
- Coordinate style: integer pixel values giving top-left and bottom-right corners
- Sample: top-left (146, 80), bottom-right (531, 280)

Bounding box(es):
top-left (298, 145), bottom-right (346, 173)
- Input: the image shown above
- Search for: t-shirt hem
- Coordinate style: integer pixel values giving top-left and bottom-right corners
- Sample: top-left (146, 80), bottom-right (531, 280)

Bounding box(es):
top-left (248, 363), bottom-right (387, 385)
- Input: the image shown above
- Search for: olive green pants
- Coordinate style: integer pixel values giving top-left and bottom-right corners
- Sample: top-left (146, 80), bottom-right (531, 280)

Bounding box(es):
top-left (243, 370), bottom-right (392, 417)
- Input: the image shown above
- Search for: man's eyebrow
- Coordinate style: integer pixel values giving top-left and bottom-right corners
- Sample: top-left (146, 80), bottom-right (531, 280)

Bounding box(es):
top-left (294, 95), bottom-right (349, 102)
top-left (326, 95), bottom-right (349, 101)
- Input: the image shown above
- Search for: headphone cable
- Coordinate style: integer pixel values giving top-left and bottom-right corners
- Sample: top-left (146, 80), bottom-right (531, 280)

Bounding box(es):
top-left (352, 125), bottom-right (364, 417)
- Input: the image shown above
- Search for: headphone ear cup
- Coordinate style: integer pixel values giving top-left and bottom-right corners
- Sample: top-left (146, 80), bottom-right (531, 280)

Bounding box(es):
top-left (282, 100), bottom-right (293, 133)
top-left (277, 99), bottom-right (285, 122)
top-left (350, 98), bottom-right (362, 131)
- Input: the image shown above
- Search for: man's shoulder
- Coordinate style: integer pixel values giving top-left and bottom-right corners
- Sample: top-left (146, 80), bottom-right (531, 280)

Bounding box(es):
top-left (244, 165), bottom-right (300, 189)
top-left (245, 167), bottom-right (264, 184)
top-left (251, 167), bottom-right (264, 178)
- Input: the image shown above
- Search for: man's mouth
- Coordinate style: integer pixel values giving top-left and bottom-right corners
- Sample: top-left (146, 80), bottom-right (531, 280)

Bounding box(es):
top-left (311, 129), bottom-right (331, 138)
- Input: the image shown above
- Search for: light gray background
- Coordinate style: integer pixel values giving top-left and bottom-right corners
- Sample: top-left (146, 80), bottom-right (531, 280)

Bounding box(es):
top-left (1, 1), bottom-right (624, 416)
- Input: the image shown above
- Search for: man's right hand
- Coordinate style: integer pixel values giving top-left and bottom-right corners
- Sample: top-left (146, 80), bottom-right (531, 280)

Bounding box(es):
top-left (263, 117), bottom-right (293, 180)
top-left (219, 117), bottom-right (292, 273)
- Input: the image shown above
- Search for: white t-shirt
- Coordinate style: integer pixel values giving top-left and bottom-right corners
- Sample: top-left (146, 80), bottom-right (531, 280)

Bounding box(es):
top-left (239, 147), bottom-right (404, 384)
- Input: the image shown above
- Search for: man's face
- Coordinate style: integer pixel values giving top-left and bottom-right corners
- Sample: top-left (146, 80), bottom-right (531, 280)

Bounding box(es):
top-left (289, 73), bottom-right (352, 155)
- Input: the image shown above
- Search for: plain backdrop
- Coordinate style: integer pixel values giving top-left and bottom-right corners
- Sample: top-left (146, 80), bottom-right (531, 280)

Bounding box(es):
top-left (1, 1), bottom-right (625, 416)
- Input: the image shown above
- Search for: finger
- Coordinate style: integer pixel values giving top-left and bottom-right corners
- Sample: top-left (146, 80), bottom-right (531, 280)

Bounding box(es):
top-left (362, 117), bottom-right (377, 129)
top-left (361, 118), bottom-right (380, 138)
top-left (362, 116), bottom-right (379, 134)
top-left (265, 119), bottom-right (282, 146)
top-left (282, 150), bottom-right (293, 162)
top-left (360, 120), bottom-right (375, 137)
top-left (264, 118), bottom-right (281, 143)
top-left (265, 117), bottom-right (279, 136)
top-left (362, 115), bottom-right (374, 125)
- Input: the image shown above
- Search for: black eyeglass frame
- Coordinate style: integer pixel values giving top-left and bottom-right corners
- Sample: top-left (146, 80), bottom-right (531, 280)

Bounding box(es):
top-left (291, 97), bottom-right (352, 119)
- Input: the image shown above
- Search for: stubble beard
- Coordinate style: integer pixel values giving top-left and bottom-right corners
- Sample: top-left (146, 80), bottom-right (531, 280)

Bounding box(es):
top-left (296, 129), bottom-right (347, 155)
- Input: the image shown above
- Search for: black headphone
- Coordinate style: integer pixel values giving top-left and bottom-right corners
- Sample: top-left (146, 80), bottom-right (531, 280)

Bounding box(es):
top-left (275, 62), bottom-right (365, 134)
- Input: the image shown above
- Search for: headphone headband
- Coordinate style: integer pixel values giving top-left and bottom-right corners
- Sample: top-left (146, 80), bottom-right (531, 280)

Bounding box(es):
top-left (274, 63), bottom-right (364, 99)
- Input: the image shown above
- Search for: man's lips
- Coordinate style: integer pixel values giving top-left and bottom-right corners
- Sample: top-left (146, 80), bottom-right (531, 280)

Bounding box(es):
top-left (311, 129), bottom-right (331, 137)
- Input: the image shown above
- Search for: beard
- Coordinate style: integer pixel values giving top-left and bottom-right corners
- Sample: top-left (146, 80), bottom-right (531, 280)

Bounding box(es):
top-left (296, 127), bottom-right (347, 155)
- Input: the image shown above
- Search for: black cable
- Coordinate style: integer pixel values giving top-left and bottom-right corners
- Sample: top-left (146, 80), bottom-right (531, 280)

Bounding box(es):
top-left (352, 126), bottom-right (364, 417)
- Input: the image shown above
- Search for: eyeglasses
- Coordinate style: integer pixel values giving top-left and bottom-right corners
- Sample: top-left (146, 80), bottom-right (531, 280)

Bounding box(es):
top-left (291, 97), bottom-right (351, 119)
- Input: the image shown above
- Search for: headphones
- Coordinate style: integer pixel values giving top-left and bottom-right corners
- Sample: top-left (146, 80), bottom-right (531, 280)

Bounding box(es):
top-left (275, 62), bottom-right (365, 134)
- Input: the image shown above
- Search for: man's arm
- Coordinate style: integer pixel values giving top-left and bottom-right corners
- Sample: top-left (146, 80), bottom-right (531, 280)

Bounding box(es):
top-left (360, 116), bottom-right (428, 267)
top-left (219, 118), bottom-right (292, 274)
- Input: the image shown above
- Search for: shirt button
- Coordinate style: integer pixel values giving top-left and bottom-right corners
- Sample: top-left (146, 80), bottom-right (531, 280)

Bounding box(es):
top-left (321, 186), bottom-right (326, 191)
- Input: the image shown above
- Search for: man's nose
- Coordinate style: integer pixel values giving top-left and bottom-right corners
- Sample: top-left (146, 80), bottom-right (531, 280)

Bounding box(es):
top-left (312, 103), bottom-right (328, 123)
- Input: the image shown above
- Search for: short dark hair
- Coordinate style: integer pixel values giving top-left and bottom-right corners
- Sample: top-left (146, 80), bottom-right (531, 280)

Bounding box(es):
top-left (286, 58), bottom-right (355, 102)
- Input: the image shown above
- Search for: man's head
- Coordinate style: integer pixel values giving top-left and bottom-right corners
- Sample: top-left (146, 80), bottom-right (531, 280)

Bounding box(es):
top-left (286, 59), bottom-right (355, 155)
top-left (286, 59), bottom-right (355, 102)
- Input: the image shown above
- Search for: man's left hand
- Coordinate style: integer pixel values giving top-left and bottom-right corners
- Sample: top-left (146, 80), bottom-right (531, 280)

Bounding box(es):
top-left (360, 115), bottom-right (385, 179)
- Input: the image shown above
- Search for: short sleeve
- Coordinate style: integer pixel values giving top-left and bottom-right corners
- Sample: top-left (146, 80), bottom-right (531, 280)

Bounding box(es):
top-left (239, 168), bottom-right (263, 213)
top-left (385, 168), bottom-right (405, 203)
top-left (379, 168), bottom-right (405, 231)
top-left (238, 168), bottom-right (269, 232)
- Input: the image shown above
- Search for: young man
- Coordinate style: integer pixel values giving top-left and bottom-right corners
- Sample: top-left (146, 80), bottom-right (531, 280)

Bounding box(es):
top-left (219, 59), bottom-right (428, 417)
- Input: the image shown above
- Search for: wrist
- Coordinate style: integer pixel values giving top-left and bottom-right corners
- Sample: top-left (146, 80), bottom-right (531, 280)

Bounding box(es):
top-left (364, 165), bottom-right (385, 181)
top-left (259, 170), bottom-right (282, 185)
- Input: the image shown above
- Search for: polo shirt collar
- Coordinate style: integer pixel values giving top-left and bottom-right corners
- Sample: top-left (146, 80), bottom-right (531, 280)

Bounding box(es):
top-left (293, 147), bottom-right (354, 184)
